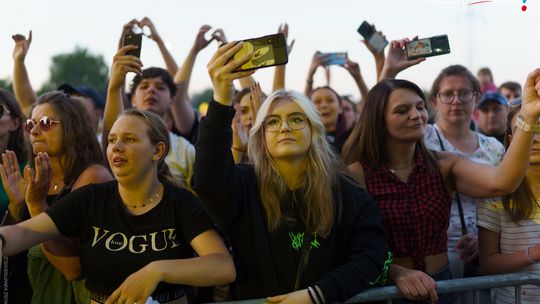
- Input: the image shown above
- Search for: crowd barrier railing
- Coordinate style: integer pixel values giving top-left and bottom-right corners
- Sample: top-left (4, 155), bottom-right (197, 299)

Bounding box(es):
top-left (212, 273), bottom-right (540, 304)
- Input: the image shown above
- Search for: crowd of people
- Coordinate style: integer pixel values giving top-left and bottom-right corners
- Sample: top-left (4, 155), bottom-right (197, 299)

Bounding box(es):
top-left (0, 18), bottom-right (539, 304)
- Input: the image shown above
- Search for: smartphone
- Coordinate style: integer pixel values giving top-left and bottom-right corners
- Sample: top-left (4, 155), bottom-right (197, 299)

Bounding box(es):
top-left (232, 33), bottom-right (288, 71)
top-left (357, 21), bottom-right (388, 53)
top-left (318, 52), bottom-right (347, 65)
top-left (122, 33), bottom-right (143, 58)
top-left (406, 35), bottom-right (450, 60)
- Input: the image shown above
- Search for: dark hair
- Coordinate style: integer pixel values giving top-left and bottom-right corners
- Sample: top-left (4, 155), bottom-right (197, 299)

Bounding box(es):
top-left (430, 65), bottom-right (481, 102)
top-left (310, 86), bottom-right (348, 138)
top-left (343, 79), bottom-right (435, 168)
top-left (129, 67), bottom-right (177, 97)
top-left (310, 86), bottom-right (342, 105)
top-left (232, 88), bottom-right (252, 105)
top-left (0, 89), bottom-right (27, 164)
top-left (119, 109), bottom-right (185, 188)
top-left (31, 91), bottom-right (104, 186)
top-left (498, 81), bottom-right (522, 95)
top-left (477, 67), bottom-right (493, 78)
top-left (502, 105), bottom-right (536, 224)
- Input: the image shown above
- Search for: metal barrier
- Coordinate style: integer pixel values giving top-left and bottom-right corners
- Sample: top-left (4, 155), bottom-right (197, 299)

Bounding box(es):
top-left (213, 273), bottom-right (540, 304)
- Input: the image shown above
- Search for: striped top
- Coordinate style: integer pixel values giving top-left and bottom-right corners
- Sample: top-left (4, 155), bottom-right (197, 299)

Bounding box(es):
top-left (477, 199), bottom-right (540, 303)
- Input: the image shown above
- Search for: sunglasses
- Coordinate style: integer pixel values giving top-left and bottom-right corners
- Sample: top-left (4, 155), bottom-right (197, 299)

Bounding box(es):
top-left (24, 116), bottom-right (61, 133)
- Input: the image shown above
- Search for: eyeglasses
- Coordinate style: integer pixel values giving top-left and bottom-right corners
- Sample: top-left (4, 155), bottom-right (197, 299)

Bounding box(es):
top-left (508, 97), bottom-right (522, 107)
top-left (24, 116), bottom-right (61, 133)
top-left (0, 107), bottom-right (10, 119)
top-left (437, 90), bottom-right (477, 104)
top-left (264, 113), bottom-right (308, 132)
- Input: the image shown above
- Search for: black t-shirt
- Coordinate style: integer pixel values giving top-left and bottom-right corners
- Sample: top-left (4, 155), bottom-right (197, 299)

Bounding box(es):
top-left (46, 181), bottom-right (214, 296)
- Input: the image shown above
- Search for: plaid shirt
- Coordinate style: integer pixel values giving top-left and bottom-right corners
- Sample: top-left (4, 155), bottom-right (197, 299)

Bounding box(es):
top-left (361, 148), bottom-right (451, 272)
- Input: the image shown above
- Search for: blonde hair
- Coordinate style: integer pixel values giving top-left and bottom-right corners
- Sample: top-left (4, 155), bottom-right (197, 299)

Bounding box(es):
top-left (248, 90), bottom-right (344, 237)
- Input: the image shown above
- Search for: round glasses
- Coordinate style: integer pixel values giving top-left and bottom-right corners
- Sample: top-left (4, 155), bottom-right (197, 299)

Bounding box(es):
top-left (24, 116), bottom-right (61, 133)
top-left (264, 113), bottom-right (308, 132)
top-left (437, 90), bottom-right (477, 104)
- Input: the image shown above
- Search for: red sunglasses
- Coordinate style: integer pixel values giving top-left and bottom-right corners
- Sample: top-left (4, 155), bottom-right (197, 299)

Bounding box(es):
top-left (24, 116), bottom-right (61, 133)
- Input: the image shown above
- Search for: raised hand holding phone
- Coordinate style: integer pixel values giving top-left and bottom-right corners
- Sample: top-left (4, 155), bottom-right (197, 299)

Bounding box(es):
top-left (357, 21), bottom-right (388, 54)
top-left (232, 33), bottom-right (288, 72)
top-left (122, 33), bottom-right (143, 58)
top-left (380, 37), bottom-right (426, 80)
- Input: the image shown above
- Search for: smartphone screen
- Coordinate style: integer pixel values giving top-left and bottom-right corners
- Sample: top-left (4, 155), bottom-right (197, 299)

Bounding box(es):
top-left (406, 35), bottom-right (450, 60)
top-left (233, 33), bottom-right (288, 71)
top-left (122, 33), bottom-right (143, 58)
top-left (319, 52), bottom-right (347, 65)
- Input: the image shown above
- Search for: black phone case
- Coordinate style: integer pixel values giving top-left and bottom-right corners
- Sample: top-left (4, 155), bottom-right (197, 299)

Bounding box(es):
top-left (233, 33), bottom-right (288, 72)
top-left (357, 21), bottom-right (375, 39)
top-left (123, 33), bottom-right (143, 58)
top-left (406, 35), bottom-right (450, 60)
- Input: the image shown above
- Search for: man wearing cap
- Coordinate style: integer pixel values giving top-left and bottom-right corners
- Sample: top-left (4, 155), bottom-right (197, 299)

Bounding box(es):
top-left (58, 84), bottom-right (105, 141)
top-left (475, 91), bottom-right (508, 144)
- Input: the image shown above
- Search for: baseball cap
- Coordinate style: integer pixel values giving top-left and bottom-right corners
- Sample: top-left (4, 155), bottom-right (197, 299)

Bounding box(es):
top-left (58, 84), bottom-right (105, 110)
top-left (477, 91), bottom-right (507, 109)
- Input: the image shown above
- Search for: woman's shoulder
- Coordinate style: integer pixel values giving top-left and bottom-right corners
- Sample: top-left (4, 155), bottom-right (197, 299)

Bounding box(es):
top-left (346, 162), bottom-right (365, 187)
top-left (71, 163), bottom-right (113, 191)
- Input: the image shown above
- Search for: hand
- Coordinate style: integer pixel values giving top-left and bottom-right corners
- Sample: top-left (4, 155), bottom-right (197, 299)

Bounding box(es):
top-left (362, 25), bottom-right (387, 60)
top-left (118, 19), bottom-right (139, 50)
top-left (0, 151), bottom-right (27, 205)
top-left (278, 23), bottom-right (295, 55)
top-left (207, 42), bottom-right (255, 105)
top-left (520, 68), bottom-right (540, 123)
top-left (105, 262), bottom-right (161, 304)
top-left (139, 17), bottom-right (161, 42)
top-left (250, 82), bottom-right (263, 120)
top-left (231, 113), bottom-right (248, 153)
top-left (267, 289), bottom-right (312, 304)
top-left (381, 37), bottom-right (425, 79)
top-left (12, 31), bottom-right (32, 63)
top-left (308, 51), bottom-right (330, 78)
top-left (109, 46), bottom-right (143, 90)
top-left (342, 58), bottom-right (362, 80)
top-left (211, 28), bottom-right (227, 44)
top-left (393, 266), bottom-right (438, 303)
top-left (192, 25), bottom-right (215, 53)
top-left (24, 152), bottom-right (52, 208)
top-left (457, 234), bottom-right (479, 263)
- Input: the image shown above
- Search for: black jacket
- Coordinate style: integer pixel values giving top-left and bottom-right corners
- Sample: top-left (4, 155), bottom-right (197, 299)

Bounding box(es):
top-left (193, 100), bottom-right (388, 303)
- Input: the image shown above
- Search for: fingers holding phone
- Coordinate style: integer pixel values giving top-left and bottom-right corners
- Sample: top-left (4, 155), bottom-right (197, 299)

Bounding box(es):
top-left (208, 42), bottom-right (256, 105)
top-left (109, 45), bottom-right (143, 90)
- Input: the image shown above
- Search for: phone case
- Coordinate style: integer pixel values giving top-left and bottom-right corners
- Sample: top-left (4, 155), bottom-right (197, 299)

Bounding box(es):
top-left (233, 33), bottom-right (288, 71)
top-left (123, 33), bottom-right (143, 58)
top-left (357, 21), bottom-right (388, 53)
top-left (406, 35), bottom-right (450, 60)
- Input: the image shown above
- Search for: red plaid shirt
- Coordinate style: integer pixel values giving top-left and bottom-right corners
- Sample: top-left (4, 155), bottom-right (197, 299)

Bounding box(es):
top-left (361, 148), bottom-right (450, 272)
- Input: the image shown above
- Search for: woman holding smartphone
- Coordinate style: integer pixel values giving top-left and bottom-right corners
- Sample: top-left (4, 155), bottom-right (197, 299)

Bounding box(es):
top-left (194, 41), bottom-right (389, 304)
top-left (0, 109), bottom-right (235, 304)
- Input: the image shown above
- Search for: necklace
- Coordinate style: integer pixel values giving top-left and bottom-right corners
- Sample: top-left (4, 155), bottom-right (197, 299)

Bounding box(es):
top-left (124, 189), bottom-right (162, 209)
top-left (388, 164), bottom-right (414, 174)
top-left (52, 178), bottom-right (64, 192)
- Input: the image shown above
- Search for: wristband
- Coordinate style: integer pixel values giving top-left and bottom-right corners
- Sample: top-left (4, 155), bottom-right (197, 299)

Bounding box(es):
top-left (526, 245), bottom-right (539, 264)
top-left (307, 286), bottom-right (322, 304)
top-left (516, 115), bottom-right (540, 133)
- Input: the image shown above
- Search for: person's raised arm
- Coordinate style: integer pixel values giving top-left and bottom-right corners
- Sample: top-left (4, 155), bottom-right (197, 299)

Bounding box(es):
top-left (192, 42), bottom-right (254, 232)
top-left (449, 69), bottom-right (540, 198)
top-left (12, 31), bottom-right (37, 117)
top-left (171, 25), bottom-right (216, 135)
top-left (379, 37), bottom-right (425, 80)
top-left (139, 17), bottom-right (178, 76)
top-left (102, 46), bottom-right (142, 154)
top-left (305, 52), bottom-right (330, 96)
top-left (272, 23), bottom-right (295, 92)
top-left (342, 58), bottom-right (369, 104)
top-left (362, 26), bottom-right (387, 81)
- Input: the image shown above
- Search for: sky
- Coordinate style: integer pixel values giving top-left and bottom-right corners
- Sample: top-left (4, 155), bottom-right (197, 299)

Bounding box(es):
top-left (1, 0), bottom-right (538, 101)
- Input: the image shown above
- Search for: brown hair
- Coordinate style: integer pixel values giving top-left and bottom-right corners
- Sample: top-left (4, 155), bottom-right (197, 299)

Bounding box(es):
top-left (430, 65), bottom-right (482, 104)
top-left (0, 89), bottom-right (27, 164)
top-left (31, 91), bottom-right (103, 186)
top-left (502, 105), bottom-right (537, 224)
top-left (343, 79), bottom-right (435, 168)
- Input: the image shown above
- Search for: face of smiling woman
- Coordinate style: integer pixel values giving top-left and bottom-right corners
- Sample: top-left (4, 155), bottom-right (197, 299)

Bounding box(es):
top-left (384, 88), bottom-right (428, 143)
